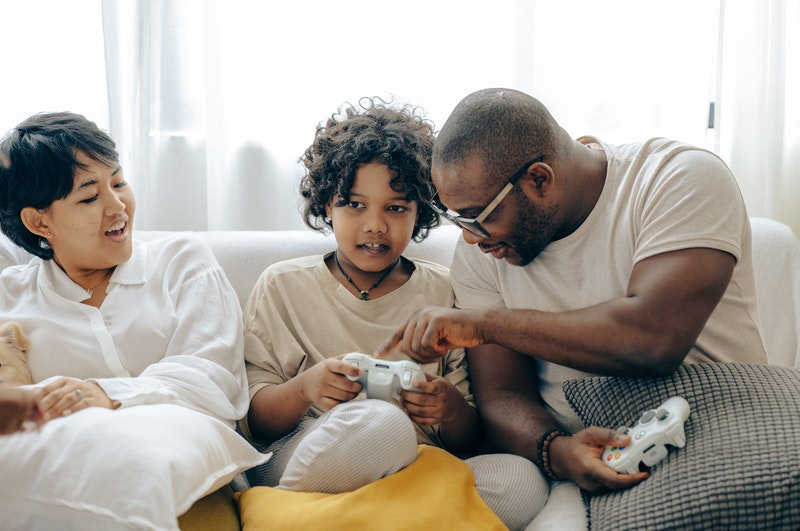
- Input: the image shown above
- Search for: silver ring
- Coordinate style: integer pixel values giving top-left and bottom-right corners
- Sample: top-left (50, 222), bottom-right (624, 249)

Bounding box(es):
top-left (74, 389), bottom-right (83, 401)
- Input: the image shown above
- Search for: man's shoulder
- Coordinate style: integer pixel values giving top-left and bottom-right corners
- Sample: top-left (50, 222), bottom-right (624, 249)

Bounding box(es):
top-left (604, 137), bottom-right (717, 162)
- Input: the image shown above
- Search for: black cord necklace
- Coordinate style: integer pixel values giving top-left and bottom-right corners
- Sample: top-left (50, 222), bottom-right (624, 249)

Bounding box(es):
top-left (333, 251), bottom-right (399, 301)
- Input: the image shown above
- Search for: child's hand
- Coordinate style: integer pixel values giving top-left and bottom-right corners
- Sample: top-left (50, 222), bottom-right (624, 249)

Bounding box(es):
top-left (0, 386), bottom-right (46, 434)
top-left (299, 356), bottom-right (364, 410)
top-left (398, 373), bottom-right (464, 426)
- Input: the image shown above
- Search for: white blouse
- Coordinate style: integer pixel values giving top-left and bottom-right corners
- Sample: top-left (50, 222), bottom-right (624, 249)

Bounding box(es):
top-left (0, 234), bottom-right (248, 426)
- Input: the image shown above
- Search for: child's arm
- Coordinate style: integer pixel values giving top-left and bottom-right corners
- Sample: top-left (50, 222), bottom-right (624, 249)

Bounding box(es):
top-left (0, 386), bottom-right (45, 434)
top-left (247, 357), bottom-right (363, 441)
top-left (399, 374), bottom-right (483, 455)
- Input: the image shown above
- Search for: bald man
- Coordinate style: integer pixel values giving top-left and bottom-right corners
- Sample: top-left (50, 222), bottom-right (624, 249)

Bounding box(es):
top-left (380, 88), bottom-right (767, 493)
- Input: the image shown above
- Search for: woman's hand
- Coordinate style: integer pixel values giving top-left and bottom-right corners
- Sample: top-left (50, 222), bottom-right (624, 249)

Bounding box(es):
top-left (38, 377), bottom-right (116, 419)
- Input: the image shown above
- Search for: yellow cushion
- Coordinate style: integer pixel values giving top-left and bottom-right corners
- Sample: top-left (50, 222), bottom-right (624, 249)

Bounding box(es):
top-left (179, 485), bottom-right (240, 531)
top-left (236, 445), bottom-right (506, 531)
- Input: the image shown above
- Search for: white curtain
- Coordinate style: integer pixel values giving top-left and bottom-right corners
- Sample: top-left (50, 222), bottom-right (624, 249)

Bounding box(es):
top-left (715, 0), bottom-right (800, 233)
top-left (99, 0), bottom-right (799, 234)
top-left (100, 0), bottom-right (532, 231)
top-left (103, 1), bottom-right (218, 230)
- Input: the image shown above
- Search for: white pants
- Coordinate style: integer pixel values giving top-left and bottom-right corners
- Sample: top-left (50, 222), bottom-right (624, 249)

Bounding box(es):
top-left (249, 400), bottom-right (549, 531)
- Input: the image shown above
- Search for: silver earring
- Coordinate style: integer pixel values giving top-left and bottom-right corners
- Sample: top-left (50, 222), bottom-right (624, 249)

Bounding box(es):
top-left (324, 217), bottom-right (331, 223)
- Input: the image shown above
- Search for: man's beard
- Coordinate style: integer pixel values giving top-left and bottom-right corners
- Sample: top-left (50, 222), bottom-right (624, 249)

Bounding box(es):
top-left (509, 192), bottom-right (559, 267)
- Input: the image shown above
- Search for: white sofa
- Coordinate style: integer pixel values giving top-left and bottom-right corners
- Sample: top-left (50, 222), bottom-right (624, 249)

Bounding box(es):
top-left (1, 218), bottom-right (798, 529)
top-left (160, 217), bottom-right (800, 530)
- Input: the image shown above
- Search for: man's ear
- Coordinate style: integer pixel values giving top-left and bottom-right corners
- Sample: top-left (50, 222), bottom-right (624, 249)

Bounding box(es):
top-left (522, 161), bottom-right (554, 197)
top-left (20, 207), bottom-right (51, 238)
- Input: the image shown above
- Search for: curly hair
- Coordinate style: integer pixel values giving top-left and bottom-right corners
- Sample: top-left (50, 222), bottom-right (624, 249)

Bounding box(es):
top-left (0, 112), bottom-right (118, 259)
top-left (299, 96), bottom-right (440, 242)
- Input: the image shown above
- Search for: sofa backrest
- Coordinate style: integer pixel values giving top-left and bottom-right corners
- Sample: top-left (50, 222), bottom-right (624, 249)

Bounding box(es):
top-left (1, 220), bottom-right (797, 368)
top-left (153, 225), bottom-right (462, 310)
top-left (749, 217), bottom-right (800, 368)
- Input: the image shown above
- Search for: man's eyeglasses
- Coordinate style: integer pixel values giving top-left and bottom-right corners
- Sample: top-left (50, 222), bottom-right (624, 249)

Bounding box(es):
top-left (430, 155), bottom-right (545, 239)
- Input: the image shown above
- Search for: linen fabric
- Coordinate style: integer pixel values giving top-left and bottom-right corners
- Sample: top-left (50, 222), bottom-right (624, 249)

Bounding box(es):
top-left (452, 137), bottom-right (768, 432)
top-left (0, 233), bottom-right (256, 528)
top-left (241, 254), bottom-right (470, 446)
top-left (0, 234), bottom-right (249, 425)
top-left (563, 362), bottom-right (800, 530)
top-left (0, 404), bottom-right (270, 531)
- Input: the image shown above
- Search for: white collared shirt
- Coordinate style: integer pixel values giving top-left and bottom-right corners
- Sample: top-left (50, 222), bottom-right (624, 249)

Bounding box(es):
top-left (0, 234), bottom-right (248, 426)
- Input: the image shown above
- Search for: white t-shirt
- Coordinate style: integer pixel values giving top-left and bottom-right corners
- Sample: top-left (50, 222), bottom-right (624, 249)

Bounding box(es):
top-left (452, 137), bottom-right (768, 432)
top-left (242, 254), bottom-right (471, 446)
top-left (0, 234), bottom-right (248, 426)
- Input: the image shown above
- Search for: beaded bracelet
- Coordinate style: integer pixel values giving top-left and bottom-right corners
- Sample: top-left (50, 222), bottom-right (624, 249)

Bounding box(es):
top-left (535, 428), bottom-right (570, 481)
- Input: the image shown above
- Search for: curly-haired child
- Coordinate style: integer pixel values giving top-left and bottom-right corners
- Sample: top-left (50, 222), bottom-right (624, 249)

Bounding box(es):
top-left (240, 97), bottom-right (548, 530)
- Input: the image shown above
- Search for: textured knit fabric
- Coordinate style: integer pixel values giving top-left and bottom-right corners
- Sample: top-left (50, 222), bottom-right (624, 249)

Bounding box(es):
top-left (465, 453), bottom-right (550, 530)
top-left (278, 400), bottom-right (419, 493)
top-left (452, 138), bottom-right (768, 433)
top-left (563, 362), bottom-right (800, 530)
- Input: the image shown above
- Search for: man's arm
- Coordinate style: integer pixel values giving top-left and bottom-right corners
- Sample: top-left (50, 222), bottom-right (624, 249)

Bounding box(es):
top-left (468, 343), bottom-right (648, 492)
top-left (381, 247), bottom-right (734, 376)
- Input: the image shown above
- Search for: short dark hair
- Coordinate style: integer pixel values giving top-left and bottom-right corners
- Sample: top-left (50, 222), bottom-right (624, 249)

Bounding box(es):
top-left (299, 96), bottom-right (440, 242)
top-left (433, 88), bottom-right (568, 186)
top-left (0, 112), bottom-right (118, 259)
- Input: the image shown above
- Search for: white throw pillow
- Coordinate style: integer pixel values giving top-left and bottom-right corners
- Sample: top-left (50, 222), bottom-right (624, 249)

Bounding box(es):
top-left (0, 403), bottom-right (270, 530)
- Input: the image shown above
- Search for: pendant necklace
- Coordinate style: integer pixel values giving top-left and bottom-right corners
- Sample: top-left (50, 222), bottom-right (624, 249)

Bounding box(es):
top-left (334, 251), bottom-right (399, 301)
top-left (83, 268), bottom-right (114, 296)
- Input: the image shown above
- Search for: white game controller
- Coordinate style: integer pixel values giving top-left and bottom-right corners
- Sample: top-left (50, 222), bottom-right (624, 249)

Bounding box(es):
top-left (342, 352), bottom-right (424, 401)
top-left (601, 396), bottom-right (691, 475)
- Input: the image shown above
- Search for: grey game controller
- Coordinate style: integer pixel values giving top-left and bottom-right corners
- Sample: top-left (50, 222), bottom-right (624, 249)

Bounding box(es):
top-left (342, 352), bottom-right (424, 401)
top-left (601, 396), bottom-right (691, 474)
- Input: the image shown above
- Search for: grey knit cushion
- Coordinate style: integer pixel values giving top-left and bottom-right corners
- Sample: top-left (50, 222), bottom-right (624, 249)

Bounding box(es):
top-left (563, 363), bottom-right (800, 531)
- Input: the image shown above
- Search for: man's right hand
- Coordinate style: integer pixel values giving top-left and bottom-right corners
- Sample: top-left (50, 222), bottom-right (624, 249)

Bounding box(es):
top-left (550, 427), bottom-right (649, 493)
top-left (377, 305), bottom-right (486, 363)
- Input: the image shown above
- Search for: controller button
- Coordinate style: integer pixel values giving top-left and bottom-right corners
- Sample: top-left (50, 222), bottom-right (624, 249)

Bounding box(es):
top-left (606, 455), bottom-right (613, 461)
top-left (402, 370), bottom-right (412, 385)
top-left (635, 430), bottom-right (646, 440)
top-left (656, 408), bottom-right (669, 421)
top-left (639, 410), bottom-right (656, 424)
top-left (614, 452), bottom-right (621, 459)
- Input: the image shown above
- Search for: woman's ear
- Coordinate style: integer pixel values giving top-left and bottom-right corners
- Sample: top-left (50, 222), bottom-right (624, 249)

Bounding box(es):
top-left (20, 207), bottom-right (51, 238)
